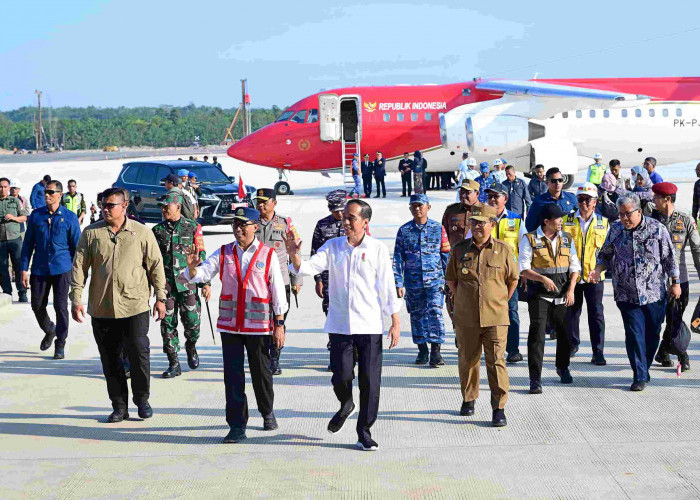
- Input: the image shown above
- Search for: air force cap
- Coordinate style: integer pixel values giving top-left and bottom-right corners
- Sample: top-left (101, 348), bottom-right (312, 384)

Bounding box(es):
top-left (233, 206), bottom-right (260, 222)
top-left (326, 189), bottom-right (347, 211)
top-left (177, 169), bottom-right (189, 177)
top-left (409, 193), bottom-right (429, 205)
top-left (480, 162), bottom-right (490, 172)
top-left (485, 183), bottom-right (508, 196)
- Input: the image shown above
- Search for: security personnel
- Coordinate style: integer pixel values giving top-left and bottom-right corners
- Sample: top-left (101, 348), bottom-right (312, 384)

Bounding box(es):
top-left (587, 153), bottom-right (606, 186)
top-left (442, 179), bottom-right (482, 322)
top-left (393, 194), bottom-right (451, 366)
top-left (398, 152), bottom-right (413, 197)
top-left (476, 162), bottom-right (495, 203)
top-left (62, 179), bottom-right (87, 225)
top-left (485, 183), bottom-right (524, 363)
top-left (651, 182), bottom-right (700, 371)
top-left (255, 187), bottom-right (302, 375)
top-left (519, 203), bottom-right (581, 394)
top-left (152, 192), bottom-right (210, 378)
top-left (178, 169), bottom-right (199, 218)
top-left (525, 167), bottom-right (577, 232)
top-left (361, 154), bottom-right (374, 198)
top-left (445, 204), bottom-right (518, 427)
top-left (0, 177), bottom-right (29, 302)
top-left (563, 183), bottom-right (609, 366)
top-left (163, 173), bottom-right (195, 220)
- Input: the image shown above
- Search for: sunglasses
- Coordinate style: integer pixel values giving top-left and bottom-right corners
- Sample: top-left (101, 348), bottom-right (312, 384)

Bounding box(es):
top-left (470, 219), bottom-right (489, 226)
top-left (577, 197), bottom-right (595, 204)
top-left (102, 202), bottom-right (123, 210)
top-left (548, 178), bottom-right (564, 184)
top-left (44, 189), bottom-right (62, 195)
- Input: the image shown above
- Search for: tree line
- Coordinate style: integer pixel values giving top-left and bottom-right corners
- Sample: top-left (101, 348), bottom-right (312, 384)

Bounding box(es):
top-left (0, 104), bottom-right (286, 150)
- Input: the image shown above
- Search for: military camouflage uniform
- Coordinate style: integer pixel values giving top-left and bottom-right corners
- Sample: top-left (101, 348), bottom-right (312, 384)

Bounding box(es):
top-left (152, 217), bottom-right (207, 354)
top-left (393, 218), bottom-right (451, 344)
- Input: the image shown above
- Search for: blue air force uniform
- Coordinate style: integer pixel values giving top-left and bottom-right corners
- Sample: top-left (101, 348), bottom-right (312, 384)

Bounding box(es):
top-left (393, 205), bottom-right (451, 345)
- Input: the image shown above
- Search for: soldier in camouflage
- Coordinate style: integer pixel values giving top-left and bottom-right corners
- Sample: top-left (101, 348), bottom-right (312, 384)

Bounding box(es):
top-left (152, 192), bottom-right (211, 378)
top-left (394, 194), bottom-right (451, 366)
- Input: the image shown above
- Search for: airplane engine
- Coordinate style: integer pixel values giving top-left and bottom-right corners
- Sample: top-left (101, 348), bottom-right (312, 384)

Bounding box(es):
top-left (440, 110), bottom-right (545, 155)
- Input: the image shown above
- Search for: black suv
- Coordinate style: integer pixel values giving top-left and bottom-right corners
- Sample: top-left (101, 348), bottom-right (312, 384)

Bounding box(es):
top-left (113, 160), bottom-right (255, 225)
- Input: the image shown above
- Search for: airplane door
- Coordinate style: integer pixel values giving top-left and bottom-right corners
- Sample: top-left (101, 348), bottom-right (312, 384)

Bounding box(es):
top-left (319, 94), bottom-right (341, 141)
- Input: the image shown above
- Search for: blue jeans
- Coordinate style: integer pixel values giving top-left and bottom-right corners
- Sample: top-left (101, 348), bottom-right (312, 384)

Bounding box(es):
top-left (616, 299), bottom-right (666, 383)
top-left (506, 288), bottom-right (520, 355)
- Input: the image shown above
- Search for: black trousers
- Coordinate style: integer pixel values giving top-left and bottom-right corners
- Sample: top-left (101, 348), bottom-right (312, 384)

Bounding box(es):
top-left (30, 271), bottom-right (70, 346)
top-left (92, 311), bottom-right (150, 410)
top-left (362, 175), bottom-right (373, 197)
top-left (401, 173), bottom-right (412, 196)
top-left (568, 282), bottom-right (605, 355)
top-left (0, 237), bottom-right (26, 296)
top-left (527, 298), bottom-right (571, 382)
top-left (221, 333), bottom-right (273, 429)
top-left (329, 333), bottom-right (382, 441)
top-left (374, 176), bottom-right (386, 197)
top-left (268, 285), bottom-right (291, 359)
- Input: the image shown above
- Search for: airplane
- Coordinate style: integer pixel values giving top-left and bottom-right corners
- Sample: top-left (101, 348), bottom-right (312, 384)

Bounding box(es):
top-left (227, 77), bottom-right (700, 194)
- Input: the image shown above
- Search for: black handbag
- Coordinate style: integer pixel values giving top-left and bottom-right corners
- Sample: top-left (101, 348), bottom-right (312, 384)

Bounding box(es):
top-left (666, 297), bottom-right (691, 356)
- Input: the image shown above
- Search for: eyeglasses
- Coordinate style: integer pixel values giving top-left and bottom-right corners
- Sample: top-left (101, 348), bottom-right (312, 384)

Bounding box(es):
top-left (44, 189), bottom-right (62, 195)
top-left (470, 219), bottom-right (489, 226)
top-left (486, 193), bottom-right (503, 199)
top-left (232, 220), bottom-right (256, 227)
top-left (548, 178), bottom-right (564, 184)
top-left (102, 202), bottom-right (123, 210)
top-left (619, 208), bottom-right (641, 219)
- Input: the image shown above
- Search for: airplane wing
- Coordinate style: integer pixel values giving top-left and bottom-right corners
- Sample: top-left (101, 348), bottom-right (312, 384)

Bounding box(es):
top-left (475, 80), bottom-right (650, 102)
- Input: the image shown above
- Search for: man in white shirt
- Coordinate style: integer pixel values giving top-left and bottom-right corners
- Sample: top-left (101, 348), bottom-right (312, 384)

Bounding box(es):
top-left (183, 207), bottom-right (287, 444)
top-left (519, 203), bottom-right (581, 394)
top-left (285, 199), bottom-right (401, 451)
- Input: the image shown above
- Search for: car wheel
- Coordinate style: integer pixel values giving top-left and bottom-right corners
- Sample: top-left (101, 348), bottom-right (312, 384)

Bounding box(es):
top-left (274, 181), bottom-right (291, 196)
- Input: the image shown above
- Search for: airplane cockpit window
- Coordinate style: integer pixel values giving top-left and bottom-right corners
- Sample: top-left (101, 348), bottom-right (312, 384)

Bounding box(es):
top-left (663, 109), bottom-right (669, 117)
top-left (603, 110), bottom-right (609, 118)
top-left (383, 113), bottom-right (390, 122)
top-left (425, 113), bottom-right (432, 121)
top-left (622, 109), bottom-right (628, 118)
top-left (411, 113), bottom-right (418, 121)
top-left (275, 110), bottom-right (294, 122)
top-left (306, 109), bottom-right (319, 123)
top-left (575, 110), bottom-right (582, 118)
top-left (290, 110), bottom-right (307, 123)
top-left (562, 112), bottom-right (568, 118)
top-left (649, 109), bottom-right (655, 117)
top-left (635, 109), bottom-right (642, 118)
top-left (676, 108), bottom-right (683, 117)
top-left (590, 110), bottom-right (596, 118)
top-left (397, 113), bottom-right (404, 122)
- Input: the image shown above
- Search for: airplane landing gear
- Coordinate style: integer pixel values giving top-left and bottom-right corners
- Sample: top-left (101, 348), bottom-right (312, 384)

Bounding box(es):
top-left (274, 169), bottom-right (293, 195)
top-left (562, 174), bottom-right (574, 190)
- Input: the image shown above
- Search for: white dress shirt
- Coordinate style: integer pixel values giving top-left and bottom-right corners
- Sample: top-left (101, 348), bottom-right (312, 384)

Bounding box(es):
top-left (576, 210), bottom-right (595, 238)
top-left (182, 239), bottom-right (288, 332)
top-left (290, 235), bottom-right (401, 335)
top-left (519, 227), bottom-right (581, 304)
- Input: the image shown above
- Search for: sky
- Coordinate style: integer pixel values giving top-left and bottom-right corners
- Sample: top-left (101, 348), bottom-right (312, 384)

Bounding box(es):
top-left (1, 0), bottom-right (699, 111)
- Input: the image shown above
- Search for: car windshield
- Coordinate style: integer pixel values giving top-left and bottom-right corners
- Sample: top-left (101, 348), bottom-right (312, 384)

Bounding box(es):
top-left (275, 110), bottom-right (294, 122)
top-left (184, 166), bottom-right (231, 184)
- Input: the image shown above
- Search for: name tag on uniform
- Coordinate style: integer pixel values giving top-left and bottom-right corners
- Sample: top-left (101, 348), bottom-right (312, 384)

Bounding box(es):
top-left (596, 225), bottom-right (605, 229)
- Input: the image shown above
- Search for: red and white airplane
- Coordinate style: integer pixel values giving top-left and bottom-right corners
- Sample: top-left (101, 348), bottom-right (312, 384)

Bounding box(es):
top-left (227, 77), bottom-right (700, 192)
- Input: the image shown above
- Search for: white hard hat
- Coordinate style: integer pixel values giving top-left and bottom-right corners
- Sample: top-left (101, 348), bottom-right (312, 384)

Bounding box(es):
top-left (8, 178), bottom-right (21, 189)
top-left (593, 153), bottom-right (602, 160)
top-left (467, 158), bottom-right (477, 166)
top-left (577, 182), bottom-right (599, 198)
top-left (493, 159), bottom-right (503, 166)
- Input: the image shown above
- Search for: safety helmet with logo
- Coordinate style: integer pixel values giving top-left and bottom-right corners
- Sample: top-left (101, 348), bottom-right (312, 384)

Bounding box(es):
top-left (8, 178), bottom-right (21, 189)
top-left (592, 153), bottom-right (602, 160)
top-left (493, 159), bottom-right (503, 166)
top-left (577, 182), bottom-right (599, 199)
top-left (467, 158), bottom-right (477, 167)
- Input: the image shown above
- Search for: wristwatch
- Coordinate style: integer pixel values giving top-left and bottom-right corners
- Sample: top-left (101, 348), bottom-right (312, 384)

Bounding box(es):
top-left (156, 298), bottom-right (167, 304)
top-left (671, 278), bottom-right (680, 285)
top-left (274, 319), bottom-right (285, 327)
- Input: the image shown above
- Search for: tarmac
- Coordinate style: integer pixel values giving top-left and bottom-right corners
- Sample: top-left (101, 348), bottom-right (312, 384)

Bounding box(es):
top-left (1, 161), bottom-right (700, 499)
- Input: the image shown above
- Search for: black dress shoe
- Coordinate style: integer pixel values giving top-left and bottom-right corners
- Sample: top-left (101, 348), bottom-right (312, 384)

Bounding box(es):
top-left (591, 352), bottom-right (607, 366)
top-left (53, 344), bottom-right (65, 359)
top-left (570, 345), bottom-right (579, 356)
top-left (356, 437), bottom-right (378, 451)
top-left (679, 352), bottom-right (691, 372)
top-left (460, 400), bottom-right (475, 416)
top-left (506, 352), bottom-right (523, 363)
top-left (108, 409), bottom-right (129, 423)
top-left (630, 381), bottom-right (646, 391)
top-left (137, 402), bottom-right (153, 419)
top-left (328, 401), bottom-right (356, 434)
top-left (263, 412), bottom-right (278, 431)
top-left (529, 381), bottom-right (542, 394)
top-left (185, 341), bottom-right (199, 370)
top-left (223, 428), bottom-right (247, 443)
top-left (492, 409), bottom-right (507, 427)
top-left (40, 330), bottom-right (57, 351)
top-left (655, 350), bottom-right (673, 367)
top-left (557, 368), bottom-right (573, 384)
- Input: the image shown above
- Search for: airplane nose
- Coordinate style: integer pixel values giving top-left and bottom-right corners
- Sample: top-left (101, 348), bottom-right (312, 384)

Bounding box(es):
top-left (227, 134), bottom-right (259, 164)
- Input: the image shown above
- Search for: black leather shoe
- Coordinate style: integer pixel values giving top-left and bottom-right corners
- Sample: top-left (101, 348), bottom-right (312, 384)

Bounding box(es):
top-left (328, 401), bottom-right (356, 434)
top-left (548, 330), bottom-right (557, 340)
top-left (137, 402), bottom-right (153, 419)
top-left (53, 344), bottom-right (65, 360)
top-left (415, 344), bottom-right (429, 365)
top-left (263, 412), bottom-right (278, 431)
top-left (529, 381), bottom-right (543, 394)
top-left (655, 350), bottom-right (673, 367)
top-left (40, 330), bottom-right (56, 351)
top-left (18, 293), bottom-right (28, 303)
top-left (223, 428), bottom-right (247, 443)
top-left (162, 353), bottom-right (181, 378)
top-left (492, 409), bottom-right (507, 427)
top-left (356, 437), bottom-right (378, 451)
top-left (557, 368), bottom-right (573, 384)
top-left (108, 409), bottom-right (129, 423)
top-left (506, 352), bottom-right (523, 363)
top-left (185, 341), bottom-right (199, 370)
top-left (570, 345), bottom-right (579, 356)
top-left (460, 400), bottom-right (475, 416)
top-left (679, 352), bottom-right (691, 372)
top-left (592, 352), bottom-right (607, 366)
top-left (630, 381), bottom-right (646, 391)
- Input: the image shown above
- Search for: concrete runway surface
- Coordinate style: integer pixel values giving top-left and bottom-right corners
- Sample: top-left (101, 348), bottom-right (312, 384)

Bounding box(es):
top-left (1, 157), bottom-right (699, 499)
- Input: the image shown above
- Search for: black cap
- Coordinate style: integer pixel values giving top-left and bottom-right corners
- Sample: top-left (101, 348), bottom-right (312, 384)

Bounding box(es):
top-left (540, 203), bottom-right (566, 223)
top-left (255, 188), bottom-right (276, 201)
top-left (485, 182), bottom-right (508, 196)
top-left (164, 173), bottom-right (180, 184)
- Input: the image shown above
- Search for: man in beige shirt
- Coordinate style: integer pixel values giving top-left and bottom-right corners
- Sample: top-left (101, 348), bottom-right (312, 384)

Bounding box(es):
top-left (71, 187), bottom-right (167, 423)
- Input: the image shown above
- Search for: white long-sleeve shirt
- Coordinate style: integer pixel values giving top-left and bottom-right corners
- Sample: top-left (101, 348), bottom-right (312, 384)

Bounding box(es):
top-left (182, 239), bottom-right (288, 332)
top-left (290, 235), bottom-right (401, 335)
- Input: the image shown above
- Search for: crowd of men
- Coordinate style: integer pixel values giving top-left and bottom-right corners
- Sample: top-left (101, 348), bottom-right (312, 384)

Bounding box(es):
top-left (0, 151), bottom-right (698, 452)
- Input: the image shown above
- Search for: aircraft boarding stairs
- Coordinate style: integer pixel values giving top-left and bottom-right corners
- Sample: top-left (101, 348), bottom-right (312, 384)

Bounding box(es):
top-left (341, 139), bottom-right (359, 194)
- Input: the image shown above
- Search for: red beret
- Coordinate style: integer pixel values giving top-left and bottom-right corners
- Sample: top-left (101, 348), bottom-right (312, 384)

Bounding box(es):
top-left (651, 182), bottom-right (677, 197)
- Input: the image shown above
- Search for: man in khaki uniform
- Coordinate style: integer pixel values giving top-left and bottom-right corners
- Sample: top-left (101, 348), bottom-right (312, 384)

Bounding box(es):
top-left (445, 205), bottom-right (519, 427)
